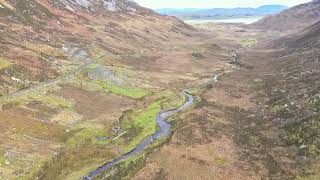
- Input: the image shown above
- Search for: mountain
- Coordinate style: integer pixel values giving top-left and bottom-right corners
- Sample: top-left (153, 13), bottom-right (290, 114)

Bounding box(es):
top-left (290, 21), bottom-right (320, 48)
top-left (0, 0), bottom-right (194, 96)
top-left (250, 0), bottom-right (320, 31)
top-left (0, 0), bottom-right (201, 179)
top-left (155, 5), bottom-right (288, 19)
top-left (1, 0), bottom-right (320, 180)
top-left (278, 20), bottom-right (320, 49)
top-left (262, 20), bottom-right (320, 173)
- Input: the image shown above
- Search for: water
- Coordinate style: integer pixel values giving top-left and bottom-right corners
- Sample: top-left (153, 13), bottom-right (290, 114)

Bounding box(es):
top-left (184, 16), bottom-right (264, 24)
top-left (83, 91), bottom-right (194, 180)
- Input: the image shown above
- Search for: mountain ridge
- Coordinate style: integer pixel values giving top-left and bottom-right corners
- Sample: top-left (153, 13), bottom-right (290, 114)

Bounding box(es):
top-left (155, 5), bottom-right (288, 19)
top-left (0, 0), bottom-right (194, 96)
top-left (250, 0), bottom-right (320, 32)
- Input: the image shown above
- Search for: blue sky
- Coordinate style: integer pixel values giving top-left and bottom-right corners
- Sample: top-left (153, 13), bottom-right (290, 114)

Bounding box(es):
top-left (134, 0), bottom-right (312, 9)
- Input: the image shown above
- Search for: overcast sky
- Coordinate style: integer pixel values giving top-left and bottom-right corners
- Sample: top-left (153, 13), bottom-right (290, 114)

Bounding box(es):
top-left (134, 0), bottom-right (312, 9)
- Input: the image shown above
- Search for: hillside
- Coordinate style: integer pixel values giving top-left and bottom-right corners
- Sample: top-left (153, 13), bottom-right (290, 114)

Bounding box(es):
top-left (0, 0), bottom-right (194, 96)
top-left (0, 0), bottom-right (207, 179)
top-left (287, 21), bottom-right (320, 49)
top-left (261, 19), bottom-right (320, 179)
top-left (2, 0), bottom-right (320, 180)
top-left (250, 0), bottom-right (320, 32)
top-left (156, 5), bottom-right (287, 19)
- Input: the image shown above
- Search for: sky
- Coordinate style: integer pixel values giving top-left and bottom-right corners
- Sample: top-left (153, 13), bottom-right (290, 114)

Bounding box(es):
top-left (134, 0), bottom-right (312, 9)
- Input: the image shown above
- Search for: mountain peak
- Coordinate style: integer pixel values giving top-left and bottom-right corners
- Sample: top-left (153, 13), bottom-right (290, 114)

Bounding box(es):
top-left (51, 0), bottom-right (141, 13)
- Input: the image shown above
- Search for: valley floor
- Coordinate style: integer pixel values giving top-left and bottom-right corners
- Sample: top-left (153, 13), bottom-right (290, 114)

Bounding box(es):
top-left (132, 24), bottom-right (320, 180)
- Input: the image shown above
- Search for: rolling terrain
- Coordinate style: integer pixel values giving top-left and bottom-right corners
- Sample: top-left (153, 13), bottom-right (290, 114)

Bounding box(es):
top-left (0, 0), bottom-right (231, 179)
top-left (1, 0), bottom-right (320, 180)
top-left (250, 0), bottom-right (320, 32)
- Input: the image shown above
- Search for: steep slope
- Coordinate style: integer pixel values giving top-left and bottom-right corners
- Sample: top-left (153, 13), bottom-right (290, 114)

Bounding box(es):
top-left (0, 1), bottom-right (204, 179)
top-left (258, 19), bottom-right (320, 179)
top-left (0, 0), bottom-right (194, 96)
top-left (250, 0), bottom-right (320, 32)
top-left (287, 20), bottom-right (320, 48)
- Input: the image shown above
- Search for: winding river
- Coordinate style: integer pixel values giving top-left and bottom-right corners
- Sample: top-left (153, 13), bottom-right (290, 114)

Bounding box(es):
top-left (83, 91), bottom-right (194, 180)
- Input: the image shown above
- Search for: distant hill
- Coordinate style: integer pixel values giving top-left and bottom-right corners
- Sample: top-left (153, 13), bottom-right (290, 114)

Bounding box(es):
top-left (156, 5), bottom-right (288, 19)
top-left (250, 0), bottom-right (320, 32)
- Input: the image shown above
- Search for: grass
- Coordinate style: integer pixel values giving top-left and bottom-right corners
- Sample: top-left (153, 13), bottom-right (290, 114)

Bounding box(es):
top-left (66, 75), bottom-right (103, 92)
top-left (121, 100), bottom-right (162, 151)
top-left (81, 63), bottom-right (99, 74)
top-left (161, 92), bottom-right (186, 110)
top-left (89, 47), bottom-right (123, 65)
top-left (35, 147), bottom-right (116, 180)
top-left (0, 57), bottom-right (13, 70)
top-left (112, 66), bottom-right (134, 77)
top-left (71, 64), bottom-right (149, 99)
top-left (1, 92), bottom-right (74, 109)
top-left (133, 101), bottom-right (161, 130)
top-left (239, 39), bottom-right (257, 47)
top-left (0, 149), bottom-right (47, 180)
top-left (248, 135), bottom-right (261, 147)
top-left (67, 127), bottom-right (109, 147)
top-left (52, 110), bottom-right (83, 126)
top-left (285, 115), bottom-right (320, 157)
top-left (95, 103), bottom-right (181, 179)
top-left (0, 148), bottom-right (5, 165)
top-left (271, 105), bottom-right (287, 114)
top-left (25, 90), bottom-right (187, 179)
top-left (56, 60), bottom-right (82, 75)
top-left (24, 42), bottom-right (66, 58)
top-left (96, 153), bottom-right (146, 180)
top-left (214, 157), bottom-right (227, 166)
top-left (118, 91), bottom-right (186, 151)
top-left (21, 157), bottom-right (48, 180)
top-left (98, 81), bottom-right (149, 99)
top-left (63, 164), bottom-right (104, 180)
top-left (296, 164), bottom-right (320, 180)
top-left (297, 175), bottom-right (320, 180)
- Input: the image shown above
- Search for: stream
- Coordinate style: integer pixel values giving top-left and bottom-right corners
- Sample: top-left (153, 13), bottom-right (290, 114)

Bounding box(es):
top-left (83, 91), bottom-right (194, 180)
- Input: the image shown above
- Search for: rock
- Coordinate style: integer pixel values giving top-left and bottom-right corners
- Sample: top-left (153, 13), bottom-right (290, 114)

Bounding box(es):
top-left (254, 78), bottom-right (263, 83)
top-left (299, 144), bottom-right (307, 149)
top-left (87, 65), bottom-right (124, 84)
top-left (4, 151), bottom-right (14, 159)
top-left (11, 77), bottom-right (22, 83)
top-left (192, 52), bottom-right (205, 59)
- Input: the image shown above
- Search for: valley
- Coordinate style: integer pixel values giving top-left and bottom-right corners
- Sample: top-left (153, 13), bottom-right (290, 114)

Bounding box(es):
top-left (0, 0), bottom-right (320, 180)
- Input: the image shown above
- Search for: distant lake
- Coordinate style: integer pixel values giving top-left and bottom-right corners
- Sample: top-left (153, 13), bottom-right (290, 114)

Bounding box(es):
top-left (184, 16), bottom-right (264, 24)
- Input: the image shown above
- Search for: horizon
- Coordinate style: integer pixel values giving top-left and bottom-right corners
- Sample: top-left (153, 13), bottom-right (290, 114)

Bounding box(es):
top-left (155, 4), bottom-right (288, 10)
top-left (134, 0), bottom-right (312, 9)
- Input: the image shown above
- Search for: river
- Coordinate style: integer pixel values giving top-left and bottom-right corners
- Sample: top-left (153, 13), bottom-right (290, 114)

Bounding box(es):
top-left (83, 91), bottom-right (194, 180)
